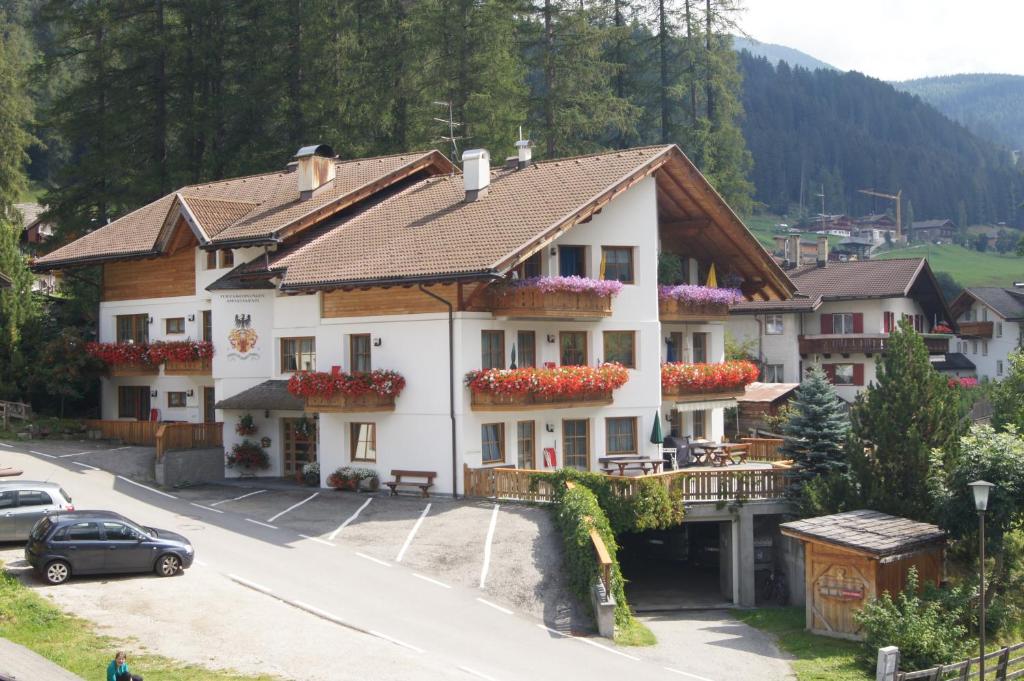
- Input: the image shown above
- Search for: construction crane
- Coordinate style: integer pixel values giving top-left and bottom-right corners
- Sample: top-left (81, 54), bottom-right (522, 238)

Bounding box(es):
top-left (857, 188), bottom-right (903, 240)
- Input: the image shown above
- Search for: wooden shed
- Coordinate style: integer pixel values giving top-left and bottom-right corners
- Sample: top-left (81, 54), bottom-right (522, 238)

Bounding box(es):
top-left (780, 510), bottom-right (946, 640)
top-left (736, 382), bottom-right (799, 434)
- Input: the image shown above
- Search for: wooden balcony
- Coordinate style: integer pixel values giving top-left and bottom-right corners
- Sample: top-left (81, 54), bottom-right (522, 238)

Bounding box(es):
top-left (486, 287), bottom-right (613, 320)
top-left (957, 321), bottom-right (993, 339)
top-left (662, 385), bottom-right (746, 402)
top-left (922, 334), bottom-right (952, 354)
top-left (108, 362), bottom-right (160, 377)
top-left (470, 390), bottom-right (614, 412)
top-left (659, 298), bottom-right (730, 322)
top-left (304, 392), bottom-right (397, 413)
top-left (164, 357), bottom-right (213, 376)
top-left (799, 333), bottom-right (950, 355)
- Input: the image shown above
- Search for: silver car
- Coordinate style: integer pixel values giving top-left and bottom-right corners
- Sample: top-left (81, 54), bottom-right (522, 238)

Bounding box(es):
top-left (0, 481), bottom-right (75, 541)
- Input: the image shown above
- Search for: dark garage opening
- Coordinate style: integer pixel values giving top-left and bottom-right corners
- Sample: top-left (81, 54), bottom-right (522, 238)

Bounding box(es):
top-left (618, 520), bottom-right (733, 612)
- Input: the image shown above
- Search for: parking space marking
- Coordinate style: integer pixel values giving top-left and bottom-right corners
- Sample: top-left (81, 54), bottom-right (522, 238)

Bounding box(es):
top-left (395, 503), bottom-right (431, 563)
top-left (267, 492), bottom-right (318, 523)
top-left (458, 665), bottom-right (502, 681)
top-left (245, 518), bottom-right (278, 530)
top-left (369, 630), bottom-right (425, 654)
top-left (30, 450), bottom-right (56, 459)
top-left (0, 442), bottom-right (13, 447)
top-left (190, 502), bottom-right (224, 514)
top-left (328, 497), bottom-right (372, 540)
top-left (535, 624), bottom-right (640, 661)
top-left (58, 451), bottom-right (94, 458)
top-left (479, 503), bottom-right (499, 588)
top-left (116, 475), bottom-right (178, 499)
top-left (210, 489), bottom-right (266, 506)
top-left (664, 668), bottom-right (715, 681)
top-left (475, 598), bottom-right (513, 615)
top-left (413, 573), bottom-right (451, 589)
top-left (72, 461), bottom-right (100, 471)
top-left (299, 534), bottom-right (335, 547)
top-left (355, 551), bottom-right (391, 568)
top-left (109, 446), bottom-right (133, 451)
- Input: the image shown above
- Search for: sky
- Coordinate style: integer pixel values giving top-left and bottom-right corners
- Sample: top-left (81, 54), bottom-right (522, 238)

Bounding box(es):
top-left (740, 0), bottom-right (1024, 81)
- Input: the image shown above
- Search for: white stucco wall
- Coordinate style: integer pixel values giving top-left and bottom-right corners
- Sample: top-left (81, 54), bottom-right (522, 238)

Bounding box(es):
top-left (955, 300), bottom-right (1023, 381)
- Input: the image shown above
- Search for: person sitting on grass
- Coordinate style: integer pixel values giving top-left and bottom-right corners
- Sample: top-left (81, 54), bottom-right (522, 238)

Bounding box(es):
top-left (107, 651), bottom-right (143, 681)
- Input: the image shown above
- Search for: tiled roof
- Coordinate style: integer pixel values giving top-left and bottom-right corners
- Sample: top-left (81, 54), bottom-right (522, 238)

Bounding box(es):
top-left (14, 203), bottom-right (44, 230)
top-left (953, 287), bottom-right (1024, 321)
top-left (214, 380), bottom-right (304, 411)
top-left (787, 258), bottom-right (926, 299)
top-left (781, 509), bottom-right (946, 558)
top-left (34, 152), bottom-right (449, 269)
top-left (730, 297), bottom-right (821, 314)
top-left (738, 382), bottom-right (800, 403)
top-left (931, 353), bottom-right (975, 371)
top-left (909, 219), bottom-right (954, 230)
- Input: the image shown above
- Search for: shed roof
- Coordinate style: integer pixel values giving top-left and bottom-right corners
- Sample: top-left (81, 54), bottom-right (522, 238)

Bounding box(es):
top-left (780, 509), bottom-right (946, 558)
top-left (738, 382), bottom-right (800, 403)
top-left (214, 380), bottom-right (304, 411)
top-left (931, 352), bottom-right (976, 371)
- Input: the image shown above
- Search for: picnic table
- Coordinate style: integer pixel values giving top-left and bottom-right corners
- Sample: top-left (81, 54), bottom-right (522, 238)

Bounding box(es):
top-left (690, 441), bottom-right (749, 467)
top-left (598, 455), bottom-right (664, 476)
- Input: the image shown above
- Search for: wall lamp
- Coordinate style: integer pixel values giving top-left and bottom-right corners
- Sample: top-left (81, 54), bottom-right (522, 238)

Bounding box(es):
top-left (187, 314), bottom-right (195, 322)
top-left (546, 334), bottom-right (556, 343)
top-left (186, 389), bottom-right (194, 397)
top-left (373, 337), bottom-right (383, 347)
top-left (549, 247), bottom-right (557, 256)
top-left (264, 410), bottom-right (270, 418)
top-left (147, 316), bottom-right (154, 325)
top-left (150, 389), bottom-right (158, 397)
top-left (545, 423), bottom-right (555, 433)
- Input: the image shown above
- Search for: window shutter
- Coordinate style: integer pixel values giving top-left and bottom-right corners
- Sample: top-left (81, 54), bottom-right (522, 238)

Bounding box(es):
top-left (853, 313), bottom-right (864, 334)
top-left (853, 364), bottom-right (865, 386)
top-left (820, 314), bottom-right (833, 334)
top-left (822, 364), bottom-right (836, 383)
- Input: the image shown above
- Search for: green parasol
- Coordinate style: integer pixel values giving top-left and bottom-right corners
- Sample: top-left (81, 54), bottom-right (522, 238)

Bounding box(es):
top-left (650, 411), bottom-right (664, 444)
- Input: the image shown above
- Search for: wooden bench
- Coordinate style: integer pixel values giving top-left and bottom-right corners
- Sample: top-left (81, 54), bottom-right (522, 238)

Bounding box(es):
top-left (385, 470), bottom-right (437, 498)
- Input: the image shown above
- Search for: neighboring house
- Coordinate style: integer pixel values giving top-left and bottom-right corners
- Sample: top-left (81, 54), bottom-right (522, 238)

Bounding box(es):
top-left (833, 237), bottom-right (874, 260)
top-left (949, 286), bottom-right (1024, 380)
top-left (736, 382), bottom-right (799, 434)
top-left (728, 258), bottom-right (955, 402)
top-left (33, 143), bottom-right (794, 494)
top-left (15, 203), bottom-right (57, 293)
top-left (908, 219), bottom-right (955, 244)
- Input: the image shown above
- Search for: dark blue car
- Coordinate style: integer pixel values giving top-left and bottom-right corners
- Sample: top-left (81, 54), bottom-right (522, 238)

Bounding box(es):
top-left (25, 510), bottom-right (194, 584)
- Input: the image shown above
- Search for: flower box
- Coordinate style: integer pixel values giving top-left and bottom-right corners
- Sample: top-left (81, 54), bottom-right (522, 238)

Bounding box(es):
top-left (109, 362), bottom-right (160, 377)
top-left (470, 389), bottom-right (614, 411)
top-left (164, 357), bottom-right (213, 376)
top-left (466, 364), bottom-right (628, 411)
top-left (287, 369), bottom-right (405, 413)
top-left (661, 360), bottom-right (759, 402)
top-left (658, 285), bottom-right (743, 322)
top-left (487, 277), bottom-right (620, 319)
top-left (305, 392), bottom-right (397, 413)
top-left (86, 341), bottom-right (213, 375)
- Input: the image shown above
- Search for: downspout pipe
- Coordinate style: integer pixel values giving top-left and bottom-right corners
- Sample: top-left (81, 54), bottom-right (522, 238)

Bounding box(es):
top-left (418, 285), bottom-right (458, 498)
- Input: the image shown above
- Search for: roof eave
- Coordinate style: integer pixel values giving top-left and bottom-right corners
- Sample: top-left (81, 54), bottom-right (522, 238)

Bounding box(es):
top-left (31, 249), bottom-right (162, 273)
top-left (278, 269), bottom-right (501, 294)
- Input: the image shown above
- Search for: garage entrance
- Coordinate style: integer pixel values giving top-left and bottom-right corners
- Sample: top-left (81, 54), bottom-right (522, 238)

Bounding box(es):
top-left (618, 520), bottom-right (734, 611)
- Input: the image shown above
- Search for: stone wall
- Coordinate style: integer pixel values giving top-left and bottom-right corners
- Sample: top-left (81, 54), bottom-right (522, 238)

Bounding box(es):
top-left (155, 448), bottom-right (225, 488)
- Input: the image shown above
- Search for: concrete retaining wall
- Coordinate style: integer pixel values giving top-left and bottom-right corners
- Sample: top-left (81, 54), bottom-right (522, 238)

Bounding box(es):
top-left (778, 533), bottom-right (806, 607)
top-left (155, 448), bottom-right (225, 487)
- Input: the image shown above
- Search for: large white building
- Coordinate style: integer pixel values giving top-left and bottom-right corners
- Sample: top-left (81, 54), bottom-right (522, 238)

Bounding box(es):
top-left (34, 143), bottom-right (794, 494)
top-left (949, 286), bottom-right (1024, 381)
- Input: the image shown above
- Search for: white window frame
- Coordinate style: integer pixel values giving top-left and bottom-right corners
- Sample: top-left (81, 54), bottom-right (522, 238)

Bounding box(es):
top-left (765, 314), bottom-right (784, 335)
top-left (833, 364), bottom-right (855, 385)
top-left (997, 360), bottom-right (1004, 376)
top-left (982, 341), bottom-right (988, 357)
top-left (996, 322), bottom-right (1003, 338)
top-left (832, 313), bottom-right (854, 334)
top-left (763, 364), bottom-right (785, 383)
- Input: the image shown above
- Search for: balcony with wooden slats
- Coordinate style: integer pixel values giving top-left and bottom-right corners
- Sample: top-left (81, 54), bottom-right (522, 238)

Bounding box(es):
top-left (470, 390), bottom-right (615, 412)
top-left (658, 298), bottom-right (731, 323)
top-left (799, 333), bottom-right (951, 355)
top-left (164, 357), bottom-right (213, 376)
top-left (957, 321), bottom-right (993, 339)
top-left (485, 286), bottom-right (614, 320)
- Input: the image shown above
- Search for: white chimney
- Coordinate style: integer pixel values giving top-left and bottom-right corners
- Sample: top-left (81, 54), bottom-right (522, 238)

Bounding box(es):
top-left (816, 235), bottom-right (829, 267)
top-left (515, 138), bottom-right (532, 169)
top-left (295, 144), bottom-right (336, 199)
top-left (462, 149), bottom-right (490, 202)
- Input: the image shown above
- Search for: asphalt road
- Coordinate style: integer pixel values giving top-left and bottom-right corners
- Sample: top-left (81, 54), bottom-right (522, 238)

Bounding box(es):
top-left (0, 443), bottom-right (794, 681)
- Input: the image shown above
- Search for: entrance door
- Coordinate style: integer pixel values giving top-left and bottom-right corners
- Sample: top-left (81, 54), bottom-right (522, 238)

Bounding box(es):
top-left (203, 387), bottom-right (216, 423)
top-left (282, 418), bottom-right (318, 476)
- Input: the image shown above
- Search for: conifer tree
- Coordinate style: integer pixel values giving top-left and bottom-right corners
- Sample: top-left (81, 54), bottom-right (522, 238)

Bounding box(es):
top-left (780, 367), bottom-right (850, 498)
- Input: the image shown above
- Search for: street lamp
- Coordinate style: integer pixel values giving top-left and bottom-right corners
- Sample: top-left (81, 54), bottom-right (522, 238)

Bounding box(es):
top-left (969, 480), bottom-right (995, 679)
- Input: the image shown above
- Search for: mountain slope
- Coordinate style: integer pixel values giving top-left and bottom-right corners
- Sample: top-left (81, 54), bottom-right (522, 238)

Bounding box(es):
top-left (732, 36), bottom-right (836, 72)
top-left (897, 74), bottom-right (1024, 151)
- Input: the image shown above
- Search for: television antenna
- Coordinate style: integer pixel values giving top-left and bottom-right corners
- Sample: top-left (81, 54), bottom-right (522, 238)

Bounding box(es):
top-left (433, 101), bottom-right (466, 171)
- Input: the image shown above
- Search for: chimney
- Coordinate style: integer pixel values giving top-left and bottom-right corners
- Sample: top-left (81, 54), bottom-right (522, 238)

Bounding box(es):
top-left (515, 137), bottom-right (532, 170)
top-left (295, 144), bottom-right (336, 199)
top-left (816, 235), bottom-right (829, 268)
top-left (462, 149), bottom-right (490, 202)
top-left (787, 235), bottom-right (801, 267)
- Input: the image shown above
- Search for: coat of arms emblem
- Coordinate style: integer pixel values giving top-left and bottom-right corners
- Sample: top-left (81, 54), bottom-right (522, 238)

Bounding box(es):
top-left (228, 314), bottom-right (258, 356)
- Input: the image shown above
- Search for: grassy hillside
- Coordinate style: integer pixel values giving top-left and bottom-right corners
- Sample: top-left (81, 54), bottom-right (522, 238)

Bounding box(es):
top-left (874, 244), bottom-right (1024, 287)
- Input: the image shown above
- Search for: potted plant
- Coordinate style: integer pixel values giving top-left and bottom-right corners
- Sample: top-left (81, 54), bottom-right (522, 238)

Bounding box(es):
top-left (327, 466), bottom-right (359, 491)
top-left (225, 440), bottom-right (270, 472)
top-left (235, 413), bottom-right (258, 436)
top-left (356, 468), bottom-right (379, 492)
top-left (302, 461), bottom-right (320, 486)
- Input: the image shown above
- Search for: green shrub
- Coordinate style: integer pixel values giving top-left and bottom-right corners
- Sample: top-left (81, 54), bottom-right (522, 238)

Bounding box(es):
top-left (854, 568), bottom-right (970, 671)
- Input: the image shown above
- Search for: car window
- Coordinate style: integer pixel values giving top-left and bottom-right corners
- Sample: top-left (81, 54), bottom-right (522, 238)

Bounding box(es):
top-left (65, 522), bottom-right (102, 541)
top-left (48, 525), bottom-right (68, 541)
top-left (102, 522), bottom-right (140, 541)
top-left (0, 491), bottom-right (14, 509)
top-left (59, 488), bottom-right (72, 504)
top-left (31, 517), bottom-right (54, 541)
top-left (17, 490), bottom-right (54, 507)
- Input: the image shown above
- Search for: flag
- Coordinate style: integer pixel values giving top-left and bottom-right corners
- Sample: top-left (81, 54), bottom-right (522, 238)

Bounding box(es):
top-left (706, 263), bottom-right (718, 288)
top-left (599, 251), bottom-right (607, 279)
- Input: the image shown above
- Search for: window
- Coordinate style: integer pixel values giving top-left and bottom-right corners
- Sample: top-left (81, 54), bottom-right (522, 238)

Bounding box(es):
top-left (118, 386), bottom-right (151, 420)
top-left (982, 341), bottom-right (988, 357)
top-left (514, 252), bottom-right (542, 279)
top-left (560, 331), bottom-right (587, 366)
top-left (692, 332), bottom-right (708, 363)
top-left (202, 310), bottom-right (212, 342)
top-left (165, 317), bottom-right (185, 334)
top-left (833, 364), bottom-right (855, 385)
top-left (481, 331), bottom-right (505, 370)
top-left (65, 522), bottom-right (102, 541)
top-left (603, 331), bottom-right (636, 368)
top-left (605, 417), bottom-right (637, 455)
top-left (481, 423), bottom-right (505, 464)
top-left (601, 246), bottom-right (634, 284)
top-left (102, 522), bottom-right (140, 541)
top-left (206, 250), bottom-right (218, 270)
top-left (0, 491), bottom-right (14, 509)
top-left (350, 334), bottom-right (372, 373)
top-left (667, 331), bottom-right (685, 362)
top-left (996, 322), bottom-right (1003, 338)
top-left (558, 245), bottom-right (586, 277)
top-left (281, 337), bottom-right (316, 372)
top-left (765, 314), bottom-right (784, 335)
top-left (516, 331), bottom-right (536, 368)
top-left (517, 421), bottom-right (535, 469)
top-left (982, 308), bottom-right (989, 322)
top-left (972, 341), bottom-right (978, 355)
top-left (832, 313), bottom-right (854, 334)
top-left (562, 419), bottom-right (589, 470)
top-left (997, 360), bottom-right (1004, 376)
top-left (763, 364), bottom-right (785, 383)
top-left (692, 410), bottom-right (707, 440)
top-left (220, 249), bottom-right (234, 268)
top-left (350, 423), bottom-right (377, 462)
top-left (17, 490), bottom-right (53, 507)
top-left (883, 311), bottom-right (896, 334)
top-left (116, 314), bottom-right (149, 344)
top-left (167, 392), bottom-right (187, 408)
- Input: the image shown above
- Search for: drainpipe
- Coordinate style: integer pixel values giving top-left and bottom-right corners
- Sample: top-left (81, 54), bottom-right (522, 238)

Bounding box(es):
top-left (418, 285), bottom-right (458, 498)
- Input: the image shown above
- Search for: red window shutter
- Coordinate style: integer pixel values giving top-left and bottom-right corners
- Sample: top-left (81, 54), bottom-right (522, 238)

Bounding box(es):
top-left (883, 312), bottom-right (893, 333)
top-left (853, 313), bottom-right (864, 333)
top-left (820, 314), bottom-right (833, 334)
top-left (822, 364), bottom-right (836, 383)
top-left (853, 364), bottom-right (865, 386)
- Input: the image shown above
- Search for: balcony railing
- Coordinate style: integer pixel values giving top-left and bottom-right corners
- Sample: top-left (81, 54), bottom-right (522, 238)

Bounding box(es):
top-left (108, 362), bottom-right (161, 377)
top-left (957, 321), bottom-right (993, 339)
top-left (659, 298), bottom-right (731, 322)
top-left (304, 392), bottom-right (397, 413)
top-left (470, 389), bottom-right (615, 411)
top-left (661, 361), bottom-right (759, 402)
top-left (287, 370), bottom-right (405, 413)
top-left (486, 277), bottom-right (621, 320)
top-left (799, 333), bottom-right (951, 355)
top-left (164, 357), bottom-right (213, 376)
top-left (466, 364), bottom-right (628, 412)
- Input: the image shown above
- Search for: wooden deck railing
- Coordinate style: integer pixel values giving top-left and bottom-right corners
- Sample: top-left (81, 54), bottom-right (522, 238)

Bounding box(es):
top-left (0, 400), bottom-right (32, 429)
top-left (740, 437), bottom-right (787, 462)
top-left (565, 480), bottom-right (614, 596)
top-left (463, 465), bottom-right (557, 502)
top-left (84, 420), bottom-right (160, 445)
top-left (155, 422), bottom-right (223, 462)
top-left (897, 641), bottom-right (1024, 680)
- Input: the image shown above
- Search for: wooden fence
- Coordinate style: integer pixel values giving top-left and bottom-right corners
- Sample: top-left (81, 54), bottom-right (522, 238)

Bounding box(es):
top-left (740, 437), bottom-right (787, 462)
top-left (84, 420), bottom-right (160, 445)
top-left (897, 642), bottom-right (1024, 680)
top-left (0, 400), bottom-right (32, 429)
top-left (155, 422), bottom-right (223, 462)
top-left (463, 465), bottom-right (792, 504)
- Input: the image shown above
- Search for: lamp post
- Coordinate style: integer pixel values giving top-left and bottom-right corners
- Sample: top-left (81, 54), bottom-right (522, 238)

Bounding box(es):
top-left (969, 480), bottom-right (995, 679)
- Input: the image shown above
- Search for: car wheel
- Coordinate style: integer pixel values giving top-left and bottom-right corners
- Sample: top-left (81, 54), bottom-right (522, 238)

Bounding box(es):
top-left (155, 554), bottom-right (181, 577)
top-left (44, 560), bottom-right (71, 585)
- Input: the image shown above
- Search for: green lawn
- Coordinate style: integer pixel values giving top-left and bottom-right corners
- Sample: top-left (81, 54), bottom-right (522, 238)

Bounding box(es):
top-left (736, 607), bottom-right (872, 681)
top-left (874, 243), bottom-right (1024, 287)
top-left (0, 566), bottom-right (278, 681)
